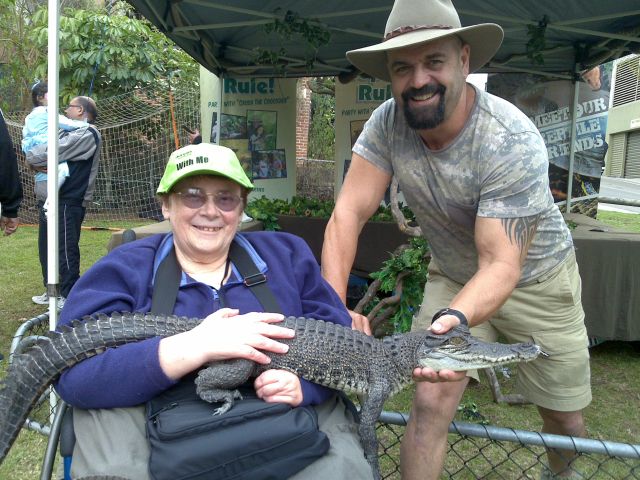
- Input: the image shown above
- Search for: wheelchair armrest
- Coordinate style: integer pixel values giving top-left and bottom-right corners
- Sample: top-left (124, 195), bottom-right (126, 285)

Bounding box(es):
top-left (59, 407), bottom-right (76, 458)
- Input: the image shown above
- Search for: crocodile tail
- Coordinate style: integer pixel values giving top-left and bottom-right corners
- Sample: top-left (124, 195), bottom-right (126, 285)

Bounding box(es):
top-left (0, 311), bottom-right (202, 465)
top-left (0, 345), bottom-right (61, 464)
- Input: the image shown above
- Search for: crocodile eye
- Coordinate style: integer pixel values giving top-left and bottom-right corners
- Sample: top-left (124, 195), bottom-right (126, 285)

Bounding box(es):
top-left (450, 337), bottom-right (465, 346)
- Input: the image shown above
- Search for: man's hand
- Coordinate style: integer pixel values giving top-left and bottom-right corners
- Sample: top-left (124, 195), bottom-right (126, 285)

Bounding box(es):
top-left (349, 310), bottom-right (372, 336)
top-left (412, 314), bottom-right (467, 383)
top-left (0, 216), bottom-right (19, 236)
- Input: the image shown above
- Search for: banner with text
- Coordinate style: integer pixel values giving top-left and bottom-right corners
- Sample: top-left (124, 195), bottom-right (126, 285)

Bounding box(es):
top-left (487, 66), bottom-right (612, 206)
top-left (200, 67), bottom-right (297, 200)
top-left (334, 78), bottom-right (393, 198)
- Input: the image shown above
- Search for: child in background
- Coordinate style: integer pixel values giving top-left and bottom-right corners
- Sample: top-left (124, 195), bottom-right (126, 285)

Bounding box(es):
top-left (22, 81), bottom-right (87, 214)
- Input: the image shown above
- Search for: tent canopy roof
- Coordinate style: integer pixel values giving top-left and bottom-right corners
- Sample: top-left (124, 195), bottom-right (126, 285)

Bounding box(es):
top-left (126, 0), bottom-right (640, 79)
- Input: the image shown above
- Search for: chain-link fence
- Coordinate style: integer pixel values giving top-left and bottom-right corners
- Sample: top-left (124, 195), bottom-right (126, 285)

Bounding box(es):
top-left (9, 314), bottom-right (640, 479)
top-left (4, 84), bottom-right (200, 226)
top-left (377, 411), bottom-right (640, 479)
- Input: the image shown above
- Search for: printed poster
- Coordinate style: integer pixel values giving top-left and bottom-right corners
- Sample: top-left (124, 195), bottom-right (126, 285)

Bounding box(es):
top-left (487, 64), bottom-right (612, 208)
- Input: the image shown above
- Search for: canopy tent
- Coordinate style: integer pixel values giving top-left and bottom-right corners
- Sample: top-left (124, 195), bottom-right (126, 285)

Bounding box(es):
top-left (123, 0), bottom-right (640, 79)
top-left (42, 1), bottom-right (640, 323)
top-left (123, 0), bottom-right (639, 207)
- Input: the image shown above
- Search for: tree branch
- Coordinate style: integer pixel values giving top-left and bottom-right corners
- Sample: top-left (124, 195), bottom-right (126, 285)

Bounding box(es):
top-left (390, 176), bottom-right (422, 237)
top-left (368, 270), bottom-right (410, 335)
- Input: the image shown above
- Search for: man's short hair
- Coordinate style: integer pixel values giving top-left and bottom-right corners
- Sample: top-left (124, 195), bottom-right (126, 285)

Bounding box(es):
top-left (75, 96), bottom-right (98, 123)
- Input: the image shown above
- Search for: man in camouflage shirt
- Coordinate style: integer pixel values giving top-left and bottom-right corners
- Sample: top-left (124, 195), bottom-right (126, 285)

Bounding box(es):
top-left (321, 1), bottom-right (590, 479)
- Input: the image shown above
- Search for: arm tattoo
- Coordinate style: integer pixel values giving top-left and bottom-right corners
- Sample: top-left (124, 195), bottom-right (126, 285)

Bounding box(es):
top-left (500, 216), bottom-right (540, 253)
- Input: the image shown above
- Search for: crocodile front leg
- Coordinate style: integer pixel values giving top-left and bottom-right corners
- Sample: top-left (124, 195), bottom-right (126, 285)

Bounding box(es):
top-left (194, 359), bottom-right (254, 415)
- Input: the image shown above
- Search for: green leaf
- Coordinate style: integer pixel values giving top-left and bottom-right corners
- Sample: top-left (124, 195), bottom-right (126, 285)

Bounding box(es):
top-left (6, 0), bottom-right (198, 103)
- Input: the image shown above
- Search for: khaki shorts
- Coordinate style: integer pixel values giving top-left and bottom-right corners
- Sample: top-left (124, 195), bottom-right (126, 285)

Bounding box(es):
top-left (413, 250), bottom-right (591, 412)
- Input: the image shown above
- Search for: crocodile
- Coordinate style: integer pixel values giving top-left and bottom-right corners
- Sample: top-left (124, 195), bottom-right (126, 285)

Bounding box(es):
top-left (0, 313), bottom-right (541, 479)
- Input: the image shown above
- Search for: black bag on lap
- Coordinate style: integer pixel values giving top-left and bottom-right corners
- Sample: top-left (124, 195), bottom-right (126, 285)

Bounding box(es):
top-left (146, 378), bottom-right (329, 480)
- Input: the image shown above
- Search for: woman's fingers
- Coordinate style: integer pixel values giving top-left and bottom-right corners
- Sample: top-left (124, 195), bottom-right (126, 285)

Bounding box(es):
top-left (254, 370), bottom-right (302, 406)
top-left (161, 312), bottom-right (294, 378)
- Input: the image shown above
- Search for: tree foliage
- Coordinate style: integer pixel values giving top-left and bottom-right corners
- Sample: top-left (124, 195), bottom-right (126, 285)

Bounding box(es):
top-left (254, 9), bottom-right (331, 73)
top-left (307, 77), bottom-right (335, 160)
top-left (30, 2), bottom-right (198, 103)
top-left (0, 0), bottom-right (50, 110)
top-left (365, 237), bottom-right (429, 334)
top-left (0, 0), bottom-right (198, 110)
top-left (245, 195), bottom-right (415, 232)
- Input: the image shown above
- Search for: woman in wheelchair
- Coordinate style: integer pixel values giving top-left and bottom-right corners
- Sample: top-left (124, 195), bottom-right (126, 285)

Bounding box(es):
top-left (55, 143), bottom-right (372, 480)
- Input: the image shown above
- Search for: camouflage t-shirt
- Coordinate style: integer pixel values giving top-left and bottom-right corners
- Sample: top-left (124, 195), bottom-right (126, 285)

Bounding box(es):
top-left (353, 86), bottom-right (573, 286)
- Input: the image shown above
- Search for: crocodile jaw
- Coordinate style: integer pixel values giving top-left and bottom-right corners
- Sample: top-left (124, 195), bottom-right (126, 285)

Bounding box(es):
top-left (417, 346), bottom-right (541, 371)
top-left (416, 331), bottom-right (542, 372)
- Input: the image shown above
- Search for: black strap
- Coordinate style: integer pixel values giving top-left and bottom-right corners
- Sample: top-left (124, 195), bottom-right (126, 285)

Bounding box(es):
top-left (151, 241), bottom-right (281, 315)
top-left (229, 241), bottom-right (282, 313)
top-left (151, 247), bottom-right (181, 315)
top-left (431, 307), bottom-right (468, 327)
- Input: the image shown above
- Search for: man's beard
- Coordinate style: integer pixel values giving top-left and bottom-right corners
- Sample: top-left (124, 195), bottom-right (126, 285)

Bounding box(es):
top-left (401, 84), bottom-right (446, 130)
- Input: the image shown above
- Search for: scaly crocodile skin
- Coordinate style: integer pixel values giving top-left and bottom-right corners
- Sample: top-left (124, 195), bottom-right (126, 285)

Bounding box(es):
top-left (0, 313), bottom-right (541, 479)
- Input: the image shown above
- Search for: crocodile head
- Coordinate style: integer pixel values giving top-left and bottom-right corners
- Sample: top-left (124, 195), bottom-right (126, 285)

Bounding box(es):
top-left (415, 325), bottom-right (542, 371)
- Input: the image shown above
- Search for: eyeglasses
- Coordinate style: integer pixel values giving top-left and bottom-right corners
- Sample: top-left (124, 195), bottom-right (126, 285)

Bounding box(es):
top-left (67, 104), bottom-right (82, 109)
top-left (174, 188), bottom-right (242, 212)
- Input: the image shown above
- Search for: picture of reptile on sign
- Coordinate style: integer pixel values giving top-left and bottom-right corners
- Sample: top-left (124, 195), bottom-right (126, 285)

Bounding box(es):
top-left (0, 313), bottom-right (541, 479)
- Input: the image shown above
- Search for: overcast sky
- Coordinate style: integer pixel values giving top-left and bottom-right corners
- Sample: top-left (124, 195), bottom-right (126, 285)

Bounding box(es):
top-left (468, 73), bottom-right (488, 91)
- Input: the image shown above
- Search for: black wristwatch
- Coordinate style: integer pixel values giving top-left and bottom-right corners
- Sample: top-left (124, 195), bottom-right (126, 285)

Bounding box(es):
top-left (431, 308), bottom-right (468, 326)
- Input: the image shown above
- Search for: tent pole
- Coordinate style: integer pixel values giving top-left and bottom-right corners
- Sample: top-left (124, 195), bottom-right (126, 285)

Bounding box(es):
top-left (47, 0), bottom-right (61, 329)
top-left (565, 67), bottom-right (580, 212)
top-left (214, 73), bottom-right (223, 145)
top-left (46, 0), bottom-right (61, 424)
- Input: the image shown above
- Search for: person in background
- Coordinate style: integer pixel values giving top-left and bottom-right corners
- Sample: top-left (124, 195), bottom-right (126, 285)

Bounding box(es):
top-left (249, 124), bottom-right (266, 151)
top-left (581, 66), bottom-right (602, 91)
top-left (183, 125), bottom-right (202, 144)
top-left (26, 96), bottom-right (101, 309)
top-left (321, 0), bottom-right (591, 479)
top-left (270, 151), bottom-right (285, 178)
top-left (0, 109), bottom-right (22, 236)
top-left (22, 81), bottom-right (88, 217)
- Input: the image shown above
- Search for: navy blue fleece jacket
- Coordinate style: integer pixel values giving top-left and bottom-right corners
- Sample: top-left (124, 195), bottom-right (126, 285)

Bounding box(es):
top-left (56, 231), bottom-right (352, 409)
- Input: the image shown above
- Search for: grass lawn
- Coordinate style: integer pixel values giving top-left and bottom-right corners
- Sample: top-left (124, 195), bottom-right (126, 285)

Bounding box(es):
top-left (596, 209), bottom-right (640, 233)
top-left (0, 221), bottom-right (150, 479)
top-left (1, 213), bottom-right (639, 478)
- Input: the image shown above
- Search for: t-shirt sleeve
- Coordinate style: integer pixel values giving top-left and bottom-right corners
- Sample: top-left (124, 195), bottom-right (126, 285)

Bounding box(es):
top-left (352, 101), bottom-right (394, 175)
top-left (478, 130), bottom-right (553, 218)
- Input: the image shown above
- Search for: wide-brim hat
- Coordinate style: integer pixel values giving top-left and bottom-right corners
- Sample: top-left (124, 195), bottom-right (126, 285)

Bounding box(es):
top-left (157, 143), bottom-right (254, 194)
top-left (347, 0), bottom-right (504, 82)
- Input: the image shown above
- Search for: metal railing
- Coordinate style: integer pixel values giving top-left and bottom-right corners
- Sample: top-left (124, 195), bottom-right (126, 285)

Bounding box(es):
top-left (376, 413), bottom-right (640, 479)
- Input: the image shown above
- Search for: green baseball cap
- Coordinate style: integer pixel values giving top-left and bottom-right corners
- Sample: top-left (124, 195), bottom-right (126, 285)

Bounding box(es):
top-left (157, 143), bottom-right (254, 194)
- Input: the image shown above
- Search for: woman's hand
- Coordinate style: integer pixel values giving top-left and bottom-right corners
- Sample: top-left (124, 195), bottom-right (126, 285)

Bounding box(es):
top-left (159, 308), bottom-right (294, 380)
top-left (254, 369), bottom-right (303, 406)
